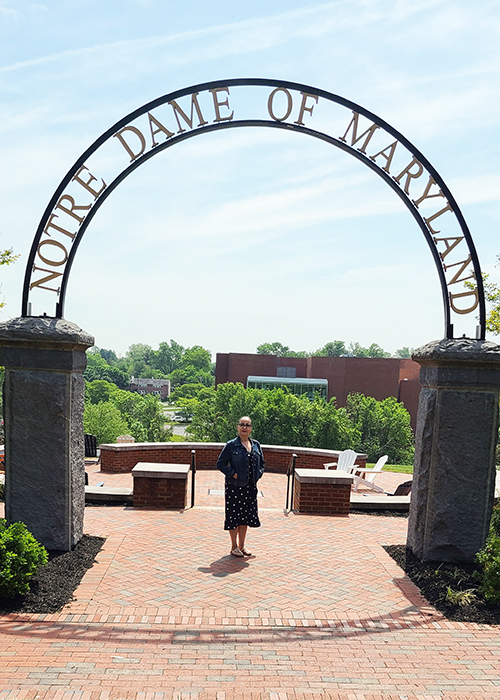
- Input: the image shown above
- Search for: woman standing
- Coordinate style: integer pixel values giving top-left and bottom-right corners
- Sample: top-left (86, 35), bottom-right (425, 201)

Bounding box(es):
top-left (216, 416), bottom-right (265, 557)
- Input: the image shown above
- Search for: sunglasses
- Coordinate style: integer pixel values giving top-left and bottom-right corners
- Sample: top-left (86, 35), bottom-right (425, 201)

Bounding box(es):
top-left (238, 423), bottom-right (252, 428)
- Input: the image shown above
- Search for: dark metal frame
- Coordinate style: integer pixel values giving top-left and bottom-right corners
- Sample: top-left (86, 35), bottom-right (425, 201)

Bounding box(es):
top-left (190, 449), bottom-right (196, 509)
top-left (285, 453), bottom-right (297, 512)
top-left (22, 78), bottom-right (486, 339)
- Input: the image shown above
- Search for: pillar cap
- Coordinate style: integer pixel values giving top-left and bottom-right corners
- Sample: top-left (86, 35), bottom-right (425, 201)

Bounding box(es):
top-left (0, 316), bottom-right (94, 351)
top-left (412, 338), bottom-right (500, 367)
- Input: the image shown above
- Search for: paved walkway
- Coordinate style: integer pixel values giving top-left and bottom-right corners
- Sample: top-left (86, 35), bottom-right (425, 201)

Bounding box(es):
top-left (1, 470), bottom-right (500, 699)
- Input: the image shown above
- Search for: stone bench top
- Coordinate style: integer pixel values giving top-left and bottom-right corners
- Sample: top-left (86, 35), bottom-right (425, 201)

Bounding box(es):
top-left (294, 468), bottom-right (354, 484)
top-left (132, 462), bottom-right (190, 478)
top-left (85, 486), bottom-right (133, 502)
top-left (350, 493), bottom-right (410, 510)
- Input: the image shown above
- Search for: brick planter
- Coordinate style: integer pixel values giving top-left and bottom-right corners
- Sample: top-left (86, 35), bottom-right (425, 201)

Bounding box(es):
top-left (293, 469), bottom-right (353, 515)
top-left (132, 462), bottom-right (190, 509)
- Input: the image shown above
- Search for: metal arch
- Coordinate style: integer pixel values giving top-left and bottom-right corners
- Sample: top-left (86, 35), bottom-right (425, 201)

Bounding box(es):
top-left (22, 78), bottom-right (486, 339)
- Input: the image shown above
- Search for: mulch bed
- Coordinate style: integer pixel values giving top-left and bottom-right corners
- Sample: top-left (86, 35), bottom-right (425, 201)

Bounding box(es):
top-left (385, 544), bottom-right (500, 625)
top-left (0, 534), bottom-right (104, 614)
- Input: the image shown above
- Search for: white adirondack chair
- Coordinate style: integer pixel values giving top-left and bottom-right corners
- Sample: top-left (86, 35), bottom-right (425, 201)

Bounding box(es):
top-left (324, 449), bottom-right (358, 473)
top-left (352, 454), bottom-right (388, 492)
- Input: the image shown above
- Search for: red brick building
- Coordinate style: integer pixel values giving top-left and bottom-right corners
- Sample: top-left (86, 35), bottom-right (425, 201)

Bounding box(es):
top-left (129, 377), bottom-right (171, 400)
top-left (215, 353), bottom-right (421, 430)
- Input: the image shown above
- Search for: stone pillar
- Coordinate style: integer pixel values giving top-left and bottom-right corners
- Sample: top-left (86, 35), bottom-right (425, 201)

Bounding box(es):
top-left (407, 339), bottom-right (500, 563)
top-left (0, 317), bottom-right (94, 550)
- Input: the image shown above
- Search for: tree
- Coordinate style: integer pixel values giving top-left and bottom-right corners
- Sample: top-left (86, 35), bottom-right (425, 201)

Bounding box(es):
top-left (483, 260), bottom-right (500, 335)
top-left (187, 383), bottom-right (414, 463)
top-left (86, 379), bottom-right (118, 405)
top-left (464, 255), bottom-right (500, 335)
top-left (84, 351), bottom-right (130, 388)
top-left (257, 342), bottom-right (290, 356)
top-left (170, 383), bottom-right (214, 402)
top-left (256, 342), bottom-right (308, 358)
top-left (346, 393), bottom-right (414, 463)
top-left (314, 341), bottom-right (348, 357)
top-left (84, 379), bottom-right (173, 443)
top-left (187, 383), bottom-right (356, 451)
top-left (347, 342), bottom-right (391, 358)
top-left (180, 345), bottom-right (212, 372)
top-left (83, 401), bottom-right (130, 445)
top-left (154, 340), bottom-right (185, 374)
top-left (0, 244), bottom-right (19, 440)
top-left (0, 245), bottom-right (19, 310)
top-left (394, 347), bottom-right (413, 359)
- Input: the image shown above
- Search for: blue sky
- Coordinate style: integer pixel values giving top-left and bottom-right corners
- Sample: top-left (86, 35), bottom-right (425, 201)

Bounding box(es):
top-left (1, 0), bottom-right (499, 359)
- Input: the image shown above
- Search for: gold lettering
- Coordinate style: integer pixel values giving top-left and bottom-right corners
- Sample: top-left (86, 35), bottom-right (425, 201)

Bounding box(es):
top-left (339, 111), bottom-right (380, 154)
top-left (113, 126), bottom-right (146, 162)
top-left (43, 213), bottom-right (76, 240)
top-left (37, 239), bottom-right (69, 267)
top-left (444, 256), bottom-right (474, 286)
top-left (393, 157), bottom-right (424, 194)
top-left (294, 92), bottom-right (318, 126)
top-left (169, 92), bottom-right (209, 132)
top-left (434, 236), bottom-right (464, 261)
top-left (55, 195), bottom-right (91, 224)
top-left (267, 87), bottom-right (293, 122)
top-left (72, 166), bottom-right (106, 198)
top-left (29, 265), bottom-right (62, 292)
top-left (412, 175), bottom-right (445, 208)
top-left (449, 288), bottom-right (479, 315)
top-left (424, 203), bottom-right (453, 235)
top-left (148, 112), bottom-right (174, 146)
top-left (369, 141), bottom-right (398, 173)
top-left (209, 87), bottom-right (234, 123)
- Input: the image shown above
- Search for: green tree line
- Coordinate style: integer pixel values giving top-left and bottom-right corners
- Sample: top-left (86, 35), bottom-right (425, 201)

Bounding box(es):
top-left (83, 380), bottom-right (173, 445)
top-left (84, 340), bottom-right (214, 391)
top-left (256, 340), bottom-right (413, 359)
top-left (185, 383), bottom-right (415, 464)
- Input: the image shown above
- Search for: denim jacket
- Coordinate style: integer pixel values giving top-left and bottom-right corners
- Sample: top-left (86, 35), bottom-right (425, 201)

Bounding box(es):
top-left (216, 436), bottom-right (265, 487)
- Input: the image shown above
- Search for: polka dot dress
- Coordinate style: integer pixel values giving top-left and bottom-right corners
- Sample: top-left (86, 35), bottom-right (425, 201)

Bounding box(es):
top-left (224, 450), bottom-right (261, 531)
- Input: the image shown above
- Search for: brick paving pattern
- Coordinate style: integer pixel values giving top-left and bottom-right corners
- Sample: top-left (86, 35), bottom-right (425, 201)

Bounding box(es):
top-left (1, 469), bottom-right (500, 699)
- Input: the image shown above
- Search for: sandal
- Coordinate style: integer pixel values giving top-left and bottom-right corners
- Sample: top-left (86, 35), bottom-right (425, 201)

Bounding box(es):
top-left (231, 547), bottom-right (244, 557)
top-left (240, 547), bottom-right (252, 556)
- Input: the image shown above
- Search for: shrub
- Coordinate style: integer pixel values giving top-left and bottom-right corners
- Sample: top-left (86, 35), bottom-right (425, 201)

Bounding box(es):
top-left (476, 533), bottom-right (500, 603)
top-left (489, 501), bottom-right (500, 538)
top-left (0, 519), bottom-right (48, 598)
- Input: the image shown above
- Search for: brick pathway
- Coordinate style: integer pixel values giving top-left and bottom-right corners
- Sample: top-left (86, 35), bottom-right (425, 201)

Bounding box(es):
top-left (1, 470), bottom-right (500, 699)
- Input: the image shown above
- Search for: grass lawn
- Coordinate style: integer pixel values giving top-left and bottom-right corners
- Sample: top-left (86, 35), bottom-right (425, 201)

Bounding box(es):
top-left (363, 462), bottom-right (413, 474)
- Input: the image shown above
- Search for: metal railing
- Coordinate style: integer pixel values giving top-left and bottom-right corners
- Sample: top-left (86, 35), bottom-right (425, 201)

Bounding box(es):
top-left (190, 450), bottom-right (196, 508)
top-left (285, 453), bottom-right (297, 511)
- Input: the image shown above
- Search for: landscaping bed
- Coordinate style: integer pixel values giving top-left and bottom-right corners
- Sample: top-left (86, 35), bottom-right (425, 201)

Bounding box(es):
top-left (0, 534), bottom-right (104, 614)
top-left (385, 544), bottom-right (500, 625)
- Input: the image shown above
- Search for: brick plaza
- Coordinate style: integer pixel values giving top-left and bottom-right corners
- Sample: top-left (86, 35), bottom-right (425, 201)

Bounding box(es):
top-left (1, 469), bottom-right (499, 699)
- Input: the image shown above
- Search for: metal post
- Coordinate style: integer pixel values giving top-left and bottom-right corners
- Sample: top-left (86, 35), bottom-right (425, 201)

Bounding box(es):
top-left (190, 450), bottom-right (196, 508)
top-left (286, 454), bottom-right (297, 511)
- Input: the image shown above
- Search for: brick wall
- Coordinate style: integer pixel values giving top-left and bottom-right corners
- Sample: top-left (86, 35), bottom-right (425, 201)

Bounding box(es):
top-left (133, 474), bottom-right (187, 509)
top-left (100, 442), bottom-right (368, 474)
top-left (293, 479), bottom-right (351, 515)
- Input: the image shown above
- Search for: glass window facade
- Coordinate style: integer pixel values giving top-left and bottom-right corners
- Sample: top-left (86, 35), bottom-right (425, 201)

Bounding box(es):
top-left (246, 376), bottom-right (328, 401)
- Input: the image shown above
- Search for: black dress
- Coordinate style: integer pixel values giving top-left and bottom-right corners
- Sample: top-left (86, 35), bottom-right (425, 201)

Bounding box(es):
top-left (224, 449), bottom-right (261, 531)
